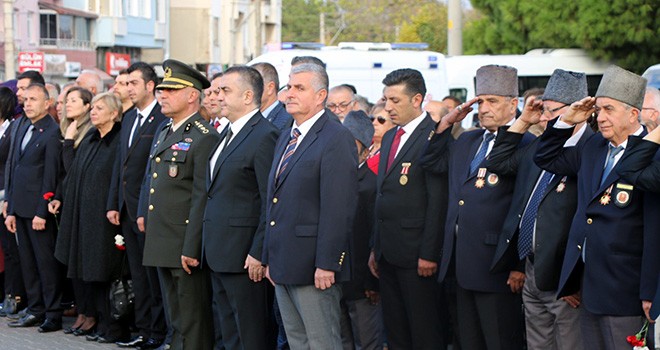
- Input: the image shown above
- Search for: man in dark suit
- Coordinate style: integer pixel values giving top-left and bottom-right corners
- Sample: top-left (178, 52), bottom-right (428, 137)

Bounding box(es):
top-left (262, 63), bottom-right (357, 349)
top-left (4, 84), bottom-right (62, 332)
top-left (367, 69), bottom-right (446, 349)
top-left (422, 65), bottom-right (533, 350)
top-left (535, 65), bottom-right (660, 349)
top-left (201, 65), bottom-right (279, 350)
top-left (107, 62), bottom-right (169, 349)
top-left (487, 69), bottom-right (591, 350)
top-left (140, 59), bottom-right (220, 350)
top-left (252, 62), bottom-right (293, 131)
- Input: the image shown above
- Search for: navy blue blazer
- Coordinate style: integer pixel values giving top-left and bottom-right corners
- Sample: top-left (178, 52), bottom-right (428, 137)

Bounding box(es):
top-left (535, 120), bottom-right (660, 316)
top-left (265, 101), bottom-right (293, 131)
top-left (202, 113), bottom-right (279, 272)
top-left (6, 115), bottom-right (61, 219)
top-left (373, 114), bottom-right (447, 268)
top-left (262, 112), bottom-right (358, 285)
top-left (487, 126), bottom-right (593, 291)
top-left (422, 126), bottom-right (534, 293)
top-left (107, 103), bottom-right (167, 220)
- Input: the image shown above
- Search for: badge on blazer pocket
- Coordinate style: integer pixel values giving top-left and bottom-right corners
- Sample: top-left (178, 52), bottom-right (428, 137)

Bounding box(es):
top-left (613, 183), bottom-right (633, 208)
top-left (486, 172), bottom-right (499, 187)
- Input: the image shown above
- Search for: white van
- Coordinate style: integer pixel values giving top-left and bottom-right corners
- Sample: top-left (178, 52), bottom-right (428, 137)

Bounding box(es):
top-left (446, 49), bottom-right (610, 128)
top-left (247, 43), bottom-right (450, 106)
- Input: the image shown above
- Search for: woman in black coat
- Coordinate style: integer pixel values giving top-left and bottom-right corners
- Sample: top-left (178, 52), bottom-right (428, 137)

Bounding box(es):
top-left (51, 92), bottom-right (128, 342)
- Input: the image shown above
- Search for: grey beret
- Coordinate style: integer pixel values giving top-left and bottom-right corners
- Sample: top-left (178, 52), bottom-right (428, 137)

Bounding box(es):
top-left (475, 65), bottom-right (518, 97)
top-left (595, 65), bottom-right (647, 110)
top-left (542, 69), bottom-right (588, 105)
top-left (343, 110), bottom-right (374, 148)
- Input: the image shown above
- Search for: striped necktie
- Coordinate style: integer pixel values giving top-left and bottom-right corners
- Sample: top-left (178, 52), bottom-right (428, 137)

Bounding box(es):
top-left (276, 128), bottom-right (301, 183)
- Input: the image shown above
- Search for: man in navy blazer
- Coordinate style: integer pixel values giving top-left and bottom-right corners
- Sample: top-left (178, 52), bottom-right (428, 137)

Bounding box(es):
top-left (367, 69), bottom-right (447, 349)
top-left (5, 84), bottom-right (62, 332)
top-left (487, 69), bottom-right (592, 350)
top-left (262, 63), bottom-right (358, 349)
top-left (106, 62), bottom-right (169, 349)
top-left (535, 65), bottom-right (660, 349)
top-left (252, 62), bottom-right (293, 131)
top-left (202, 66), bottom-right (279, 350)
top-left (421, 65), bottom-right (532, 350)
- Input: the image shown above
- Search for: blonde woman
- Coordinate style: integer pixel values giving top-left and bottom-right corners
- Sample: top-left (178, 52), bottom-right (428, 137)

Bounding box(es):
top-left (60, 87), bottom-right (93, 171)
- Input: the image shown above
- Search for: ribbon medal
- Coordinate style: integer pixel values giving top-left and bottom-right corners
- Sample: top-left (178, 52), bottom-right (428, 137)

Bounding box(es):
top-left (400, 162), bottom-right (411, 186)
top-left (556, 176), bottom-right (567, 193)
top-left (171, 142), bottom-right (191, 151)
top-left (475, 168), bottom-right (487, 188)
top-left (600, 184), bottom-right (613, 205)
top-left (169, 164), bottom-right (178, 178)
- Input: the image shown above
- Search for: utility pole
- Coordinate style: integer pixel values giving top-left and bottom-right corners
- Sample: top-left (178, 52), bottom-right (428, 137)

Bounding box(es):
top-left (447, 0), bottom-right (462, 56)
top-left (255, 0), bottom-right (262, 56)
top-left (319, 12), bottom-right (325, 44)
top-left (4, 0), bottom-right (15, 79)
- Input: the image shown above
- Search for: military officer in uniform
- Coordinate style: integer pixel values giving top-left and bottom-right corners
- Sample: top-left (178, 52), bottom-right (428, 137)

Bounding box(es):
top-left (139, 59), bottom-right (220, 350)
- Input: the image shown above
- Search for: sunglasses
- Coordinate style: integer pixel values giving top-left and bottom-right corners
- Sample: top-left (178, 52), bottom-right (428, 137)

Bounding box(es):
top-left (369, 115), bottom-right (389, 124)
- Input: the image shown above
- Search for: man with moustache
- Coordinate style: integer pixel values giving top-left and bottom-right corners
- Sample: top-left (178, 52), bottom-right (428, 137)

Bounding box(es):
top-left (108, 62), bottom-right (168, 349)
top-left (421, 65), bottom-right (533, 350)
top-left (141, 59), bottom-right (219, 350)
top-left (535, 65), bottom-right (660, 349)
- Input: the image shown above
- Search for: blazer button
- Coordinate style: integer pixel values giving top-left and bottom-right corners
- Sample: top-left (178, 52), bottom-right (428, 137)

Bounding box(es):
top-left (152, 173), bottom-right (158, 179)
top-left (185, 219), bottom-right (189, 224)
top-left (155, 157), bottom-right (161, 163)
top-left (506, 239), bottom-right (510, 244)
top-left (148, 204), bottom-right (154, 211)
top-left (171, 157), bottom-right (176, 162)
top-left (586, 218), bottom-right (593, 225)
top-left (272, 198), bottom-right (278, 204)
top-left (458, 200), bottom-right (465, 206)
top-left (270, 221), bottom-right (275, 226)
top-left (577, 244), bottom-right (582, 250)
top-left (150, 188), bottom-right (155, 194)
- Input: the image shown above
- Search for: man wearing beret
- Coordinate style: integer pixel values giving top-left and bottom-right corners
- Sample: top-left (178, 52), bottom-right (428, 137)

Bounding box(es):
top-left (422, 65), bottom-right (533, 350)
top-left (535, 65), bottom-right (660, 349)
top-left (486, 69), bottom-right (593, 349)
top-left (140, 59), bottom-right (220, 350)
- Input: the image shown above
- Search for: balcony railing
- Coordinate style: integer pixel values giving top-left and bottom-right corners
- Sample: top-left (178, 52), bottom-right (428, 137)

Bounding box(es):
top-left (40, 38), bottom-right (96, 50)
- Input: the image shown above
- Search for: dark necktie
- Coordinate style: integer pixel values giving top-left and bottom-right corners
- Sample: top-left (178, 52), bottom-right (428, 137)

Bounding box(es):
top-left (129, 112), bottom-right (143, 147)
top-left (21, 125), bottom-right (34, 152)
top-left (469, 132), bottom-right (495, 174)
top-left (518, 170), bottom-right (554, 259)
top-left (220, 128), bottom-right (233, 154)
top-left (277, 128), bottom-right (301, 183)
top-left (600, 144), bottom-right (624, 186)
top-left (386, 128), bottom-right (405, 172)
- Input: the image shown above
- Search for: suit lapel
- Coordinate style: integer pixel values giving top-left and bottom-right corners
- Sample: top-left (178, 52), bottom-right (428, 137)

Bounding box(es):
top-left (385, 115), bottom-right (432, 178)
top-left (376, 128), bottom-right (395, 187)
top-left (461, 131), bottom-right (484, 185)
top-left (208, 114), bottom-right (260, 189)
top-left (275, 113), bottom-right (326, 190)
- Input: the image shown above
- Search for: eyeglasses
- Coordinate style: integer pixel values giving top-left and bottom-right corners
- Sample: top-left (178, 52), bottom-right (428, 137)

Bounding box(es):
top-left (369, 115), bottom-right (389, 124)
top-left (642, 107), bottom-right (658, 113)
top-left (327, 100), bottom-right (354, 111)
top-left (542, 104), bottom-right (569, 115)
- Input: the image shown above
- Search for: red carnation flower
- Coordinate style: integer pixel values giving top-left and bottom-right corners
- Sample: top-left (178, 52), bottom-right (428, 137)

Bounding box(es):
top-left (43, 192), bottom-right (55, 201)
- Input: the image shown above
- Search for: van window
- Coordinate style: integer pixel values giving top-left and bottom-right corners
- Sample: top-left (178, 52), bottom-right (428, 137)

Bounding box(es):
top-left (450, 88), bottom-right (467, 102)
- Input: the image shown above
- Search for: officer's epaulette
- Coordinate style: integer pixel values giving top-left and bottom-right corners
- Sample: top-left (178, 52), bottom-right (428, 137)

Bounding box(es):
top-left (193, 120), bottom-right (210, 134)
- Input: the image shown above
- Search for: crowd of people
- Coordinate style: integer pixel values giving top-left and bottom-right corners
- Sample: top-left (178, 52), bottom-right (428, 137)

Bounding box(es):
top-left (0, 55), bottom-right (658, 350)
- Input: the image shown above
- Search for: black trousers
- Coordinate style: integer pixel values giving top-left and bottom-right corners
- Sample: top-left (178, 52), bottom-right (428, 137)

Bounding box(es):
top-left (15, 215), bottom-right (62, 319)
top-left (378, 258), bottom-right (445, 349)
top-left (72, 278), bottom-right (96, 318)
top-left (456, 284), bottom-right (524, 350)
top-left (0, 220), bottom-right (25, 299)
top-left (121, 208), bottom-right (167, 340)
top-left (211, 271), bottom-right (269, 350)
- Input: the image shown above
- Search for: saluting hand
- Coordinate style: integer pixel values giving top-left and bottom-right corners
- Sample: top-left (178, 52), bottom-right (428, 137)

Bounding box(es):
top-left (436, 97), bottom-right (480, 134)
top-left (560, 96), bottom-right (596, 125)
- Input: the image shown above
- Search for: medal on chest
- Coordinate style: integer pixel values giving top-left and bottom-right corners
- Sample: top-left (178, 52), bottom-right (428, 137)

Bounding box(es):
top-left (400, 162), bottom-right (411, 186)
top-left (169, 164), bottom-right (178, 178)
top-left (556, 176), bottom-right (567, 193)
top-left (475, 168), bottom-right (486, 188)
top-left (600, 184), bottom-right (613, 205)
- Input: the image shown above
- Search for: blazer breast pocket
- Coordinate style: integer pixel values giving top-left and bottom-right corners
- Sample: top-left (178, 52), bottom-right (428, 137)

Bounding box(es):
top-left (295, 225), bottom-right (318, 237)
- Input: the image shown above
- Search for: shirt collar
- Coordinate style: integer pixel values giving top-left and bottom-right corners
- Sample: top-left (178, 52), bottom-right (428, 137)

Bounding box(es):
top-left (292, 109), bottom-right (325, 137)
top-left (609, 125), bottom-right (644, 149)
top-left (171, 112), bottom-right (196, 132)
top-left (262, 101), bottom-right (279, 119)
top-left (229, 109), bottom-right (259, 135)
top-left (400, 112), bottom-right (427, 134)
top-left (136, 98), bottom-right (158, 119)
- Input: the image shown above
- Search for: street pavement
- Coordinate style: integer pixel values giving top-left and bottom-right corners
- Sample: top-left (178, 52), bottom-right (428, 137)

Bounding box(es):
top-left (0, 316), bottom-right (116, 350)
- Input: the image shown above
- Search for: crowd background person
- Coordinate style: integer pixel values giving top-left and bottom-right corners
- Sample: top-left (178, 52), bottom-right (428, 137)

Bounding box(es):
top-left (365, 102), bottom-right (395, 174)
top-left (51, 92), bottom-right (128, 343)
top-left (60, 87), bottom-right (93, 170)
